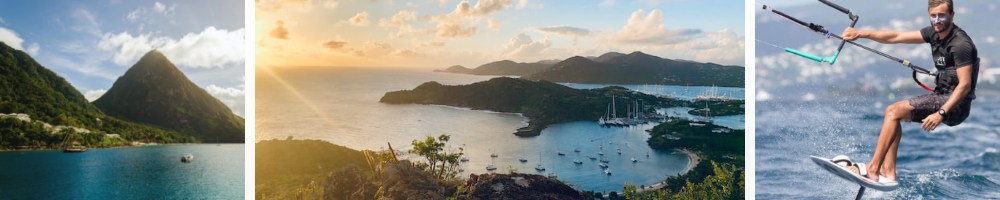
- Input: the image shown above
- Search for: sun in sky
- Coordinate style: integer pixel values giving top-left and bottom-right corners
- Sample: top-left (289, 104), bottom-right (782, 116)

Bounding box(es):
top-left (255, 0), bottom-right (745, 68)
top-left (0, 0), bottom-right (245, 116)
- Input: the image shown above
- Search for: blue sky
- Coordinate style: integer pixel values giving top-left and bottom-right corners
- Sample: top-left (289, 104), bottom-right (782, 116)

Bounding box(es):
top-left (255, 0), bottom-right (745, 67)
top-left (0, 0), bottom-right (245, 116)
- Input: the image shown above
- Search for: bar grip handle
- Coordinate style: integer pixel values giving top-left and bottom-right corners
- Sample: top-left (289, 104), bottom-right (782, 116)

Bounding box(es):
top-left (819, 0), bottom-right (851, 15)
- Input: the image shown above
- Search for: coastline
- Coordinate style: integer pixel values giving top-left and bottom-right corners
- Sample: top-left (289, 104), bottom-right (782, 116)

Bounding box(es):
top-left (0, 143), bottom-right (217, 153)
top-left (635, 149), bottom-right (700, 193)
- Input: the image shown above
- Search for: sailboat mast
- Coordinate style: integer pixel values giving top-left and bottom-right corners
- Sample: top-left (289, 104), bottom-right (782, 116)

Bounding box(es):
top-left (612, 95), bottom-right (617, 119)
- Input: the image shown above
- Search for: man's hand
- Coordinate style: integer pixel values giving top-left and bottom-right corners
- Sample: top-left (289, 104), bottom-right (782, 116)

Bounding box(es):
top-left (842, 27), bottom-right (862, 41)
top-left (922, 113), bottom-right (943, 131)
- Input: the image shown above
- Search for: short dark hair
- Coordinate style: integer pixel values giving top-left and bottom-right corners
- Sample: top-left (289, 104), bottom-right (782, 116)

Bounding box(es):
top-left (929, 0), bottom-right (954, 14)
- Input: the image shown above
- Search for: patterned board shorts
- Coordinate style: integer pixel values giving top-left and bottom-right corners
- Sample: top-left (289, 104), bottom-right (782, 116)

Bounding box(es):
top-left (908, 94), bottom-right (972, 126)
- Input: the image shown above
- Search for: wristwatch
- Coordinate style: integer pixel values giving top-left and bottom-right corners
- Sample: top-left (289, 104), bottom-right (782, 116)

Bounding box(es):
top-left (938, 109), bottom-right (947, 116)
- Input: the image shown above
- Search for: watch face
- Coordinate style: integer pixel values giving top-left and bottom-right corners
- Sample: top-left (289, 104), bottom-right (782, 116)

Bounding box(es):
top-left (939, 109), bottom-right (946, 115)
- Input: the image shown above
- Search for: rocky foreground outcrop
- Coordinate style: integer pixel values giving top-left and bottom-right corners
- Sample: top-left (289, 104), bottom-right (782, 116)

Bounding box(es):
top-left (458, 173), bottom-right (584, 200)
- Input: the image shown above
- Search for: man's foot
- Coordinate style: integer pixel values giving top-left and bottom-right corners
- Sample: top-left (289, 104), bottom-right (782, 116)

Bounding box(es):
top-left (845, 163), bottom-right (879, 181)
top-left (878, 166), bottom-right (897, 183)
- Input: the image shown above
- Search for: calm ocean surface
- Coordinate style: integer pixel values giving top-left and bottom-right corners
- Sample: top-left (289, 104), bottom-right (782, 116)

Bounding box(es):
top-left (756, 98), bottom-right (1000, 199)
top-left (0, 144), bottom-right (244, 199)
top-left (256, 66), bottom-right (743, 192)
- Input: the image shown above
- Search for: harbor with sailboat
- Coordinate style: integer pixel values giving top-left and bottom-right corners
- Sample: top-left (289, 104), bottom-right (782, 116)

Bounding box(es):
top-left (256, 67), bottom-right (744, 193)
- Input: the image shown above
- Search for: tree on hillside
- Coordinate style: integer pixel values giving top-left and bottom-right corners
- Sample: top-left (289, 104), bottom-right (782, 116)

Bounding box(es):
top-left (409, 134), bottom-right (465, 179)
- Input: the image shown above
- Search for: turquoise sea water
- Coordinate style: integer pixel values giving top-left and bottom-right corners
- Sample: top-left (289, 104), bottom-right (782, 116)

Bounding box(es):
top-left (0, 144), bottom-right (244, 199)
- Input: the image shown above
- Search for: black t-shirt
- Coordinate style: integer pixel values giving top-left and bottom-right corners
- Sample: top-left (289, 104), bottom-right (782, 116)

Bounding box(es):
top-left (920, 24), bottom-right (979, 99)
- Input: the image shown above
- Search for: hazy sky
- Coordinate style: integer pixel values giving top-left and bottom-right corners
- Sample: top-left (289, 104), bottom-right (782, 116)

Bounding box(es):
top-left (255, 0), bottom-right (745, 68)
top-left (0, 0), bottom-right (245, 117)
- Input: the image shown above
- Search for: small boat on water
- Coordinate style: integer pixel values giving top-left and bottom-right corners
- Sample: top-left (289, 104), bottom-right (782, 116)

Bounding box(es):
top-left (535, 164), bottom-right (546, 171)
top-left (588, 156), bottom-right (597, 160)
top-left (573, 159), bottom-right (583, 164)
top-left (519, 157), bottom-right (528, 162)
top-left (63, 148), bottom-right (86, 153)
top-left (599, 162), bottom-right (608, 168)
top-left (598, 151), bottom-right (604, 156)
top-left (535, 152), bottom-right (546, 171)
top-left (460, 157), bottom-right (469, 162)
top-left (557, 152), bottom-right (565, 156)
top-left (490, 148), bottom-right (498, 158)
top-left (605, 168), bottom-right (611, 175)
top-left (61, 136), bottom-right (86, 153)
top-left (631, 157), bottom-right (638, 162)
top-left (487, 156), bottom-right (497, 170)
top-left (617, 149), bottom-right (621, 154)
top-left (181, 153), bottom-right (194, 162)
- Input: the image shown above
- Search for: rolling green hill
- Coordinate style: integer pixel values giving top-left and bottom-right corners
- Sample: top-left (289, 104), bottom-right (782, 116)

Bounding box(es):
top-left (380, 77), bottom-right (685, 136)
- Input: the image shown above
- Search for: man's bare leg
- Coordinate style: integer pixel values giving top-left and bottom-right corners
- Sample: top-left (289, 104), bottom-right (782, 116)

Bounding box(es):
top-left (847, 100), bottom-right (912, 182)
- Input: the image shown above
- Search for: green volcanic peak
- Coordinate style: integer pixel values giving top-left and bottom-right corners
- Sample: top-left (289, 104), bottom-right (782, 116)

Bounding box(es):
top-left (93, 50), bottom-right (245, 143)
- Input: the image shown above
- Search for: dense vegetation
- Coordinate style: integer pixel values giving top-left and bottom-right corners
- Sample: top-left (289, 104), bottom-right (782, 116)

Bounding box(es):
top-left (688, 100), bottom-right (746, 116)
top-left (0, 42), bottom-right (194, 150)
top-left (92, 50), bottom-right (245, 143)
top-left (0, 118), bottom-right (129, 148)
top-left (643, 118), bottom-right (745, 198)
top-left (647, 119), bottom-right (744, 159)
top-left (618, 162), bottom-right (745, 200)
top-left (256, 136), bottom-right (480, 199)
top-left (381, 77), bottom-right (686, 136)
top-left (522, 52), bottom-right (744, 87)
top-left (255, 138), bottom-right (369, 199)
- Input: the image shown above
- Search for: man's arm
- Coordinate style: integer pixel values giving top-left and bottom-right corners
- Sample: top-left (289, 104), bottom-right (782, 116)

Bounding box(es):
top-left (842, 27), bottom-right (925, 44)
top-left (941, 65), bottom-right (973, 112)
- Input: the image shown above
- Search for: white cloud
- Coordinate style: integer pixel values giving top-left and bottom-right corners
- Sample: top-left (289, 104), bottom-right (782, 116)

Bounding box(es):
top-left (353, 41), bottom-right (394, 57)
top-left (71, 9), bottom-right (103, 37)
top-left (270, 20), bottom-right (289, 39)
top-left (26, 43), bottom-right (40, 56)
top-left (379, 11), bottom-right (416, 27)
top-left (321, 39), bottom-right (347, 49)
top-left (127, 2), bottom-right (176, 22)
top-left (600, 0), bottom-right (614, 7)
top-left (502, 33), bottom-right (551, 58)
top-left (323, 1), bottom-right (339, 9)
top-left (0, 27), bottom-right (26, 51)
top-left (153, 2), bottom-right (176, 14)
top-left (97, 27), bottom-right (245, 68)
top-left (127, 9), bottom-right (144, 21)
top-left (349, 12), bottom-right (371, 26)
top-left (84, 89), bottom-right (107, 102)
top-left (534, 26), bottom-right (590, 37)
top-left (430, 0), bottom-right (512, 38)
top-left (392, 24), bottom-right (430, 38)
top-left (515, 0), bottom-right (541, 9)
top-left (204, 84), bottom-right (245, 117)
top-left (257, 0), bottom-right (333, 12)
top-left (534, 26), bottom-right (591, 45)
top-left (487, 18), bottom-right (501, 30)
top-left (604, 9), bottom-right (704, 45)
top-left (419, 39), bottom-right (445, 47)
